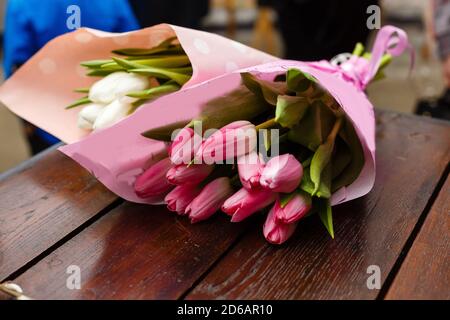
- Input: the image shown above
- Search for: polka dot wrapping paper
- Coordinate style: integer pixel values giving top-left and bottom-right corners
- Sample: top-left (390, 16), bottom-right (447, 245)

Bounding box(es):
top-left (0, 25), bottom-right (411, 216)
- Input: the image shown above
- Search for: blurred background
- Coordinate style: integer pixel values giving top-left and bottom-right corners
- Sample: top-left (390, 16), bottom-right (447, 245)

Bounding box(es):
top-left (0, 0), bottom-right (448, 173)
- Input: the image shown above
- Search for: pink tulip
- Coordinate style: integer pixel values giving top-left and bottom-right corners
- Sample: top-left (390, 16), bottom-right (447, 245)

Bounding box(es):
top-left (169, 127), bottom-right (202, 165)
top-left (275, 192), bottom-right (311, 224)
top-left (166, 163), bottom-right (214, 185)
top-left (237, 151), bottom-right (264, 190)
top-left (196, 121), bottom-right (257, 164)
top-left (134, 157), bottom-right (173, 198)
top-left (260, 154), bottom-right (303, 193)
top-left (165, 184), bottom-right (201, 215)
top-left (186, 177), bottom-right (234, 223)
top-left (264, 200), bottom-right (298, 244)
top-left (222, 188), bottom-right (277, 223)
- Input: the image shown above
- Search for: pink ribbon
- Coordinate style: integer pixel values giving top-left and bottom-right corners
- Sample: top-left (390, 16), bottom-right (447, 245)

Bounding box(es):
top-left (309, 25), bottom-right (414, 91)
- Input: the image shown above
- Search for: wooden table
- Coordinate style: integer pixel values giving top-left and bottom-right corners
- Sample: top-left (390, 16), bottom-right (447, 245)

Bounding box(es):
top-left (0, 111), bottom-right (448, 300)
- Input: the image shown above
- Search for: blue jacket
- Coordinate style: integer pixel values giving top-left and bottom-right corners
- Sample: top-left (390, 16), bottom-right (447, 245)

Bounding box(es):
top-left (4, 0), bottom-right (139, 77)
top-left (3, 0), bottom-right (139, 144)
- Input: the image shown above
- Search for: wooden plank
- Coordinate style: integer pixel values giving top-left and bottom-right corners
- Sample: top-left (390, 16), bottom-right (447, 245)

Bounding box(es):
top-left (186, 112), bottom-right (450, 300)
top-left (0, 146), bottom-right (117, 281)
top-left (386, 175), bottom-right (449, 300)
top-left (12, 202), bottom-right (246, 299)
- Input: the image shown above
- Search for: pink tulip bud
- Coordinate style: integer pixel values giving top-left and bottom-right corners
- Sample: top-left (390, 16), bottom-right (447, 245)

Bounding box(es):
top-left (222, 188), bottom-right (276, 223)
top-left (237, 151), bottom-right (264, 190)
top-left (276, 192), bottom-right (311, 224)
top-left (186, 177), bottom-right (234, 223)
top-left (264, 200), bottom-right (298, 244)
top-left (166, 164), bottom-right (214, 185)
top-left (134, 157), bottom-right (173, 198)
top-left (165, 184), bottom-right (201, 215)
top-left (260, 154), bottom-right (303, 193)
top-left (196, 121), bottom-right (257, 164)
top-left (169, 127), bottom-right (202, 165)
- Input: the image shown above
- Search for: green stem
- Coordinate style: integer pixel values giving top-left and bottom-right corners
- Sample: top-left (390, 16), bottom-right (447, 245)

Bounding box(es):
top-left (255, 118), bottom-right (276, 131)
top-left (352, 43), bottom-right (365, 57)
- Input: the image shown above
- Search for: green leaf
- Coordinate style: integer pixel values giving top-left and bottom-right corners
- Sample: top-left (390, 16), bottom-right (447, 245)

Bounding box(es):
top-left (129, 67), bottom-right (191, 85)
top-left (65, 96), bottom-right (91, 109)
top-left (128, 55), bottom-right (190, 68)
top-left (288, 100), bottom-right (336, 151)
top-left (187, 85), bottom-right (271, 132)
top-left (110, 57), bottom-right (147, 70)
top-left (316, 164), bottom-right (331, 198)
top-left (352, 43), bottom-right (365, 57)
top-left (299, 168), bottom-right (315, 195)
top-left (275, 95), bottom-right (309, 128)
top-left (286, 68), bottom-right (316, 93)
top-left (318, 198), bottom-right (334, 238)
top-left (310, 117), bottom-right (343, 194)
top-left (300, 167), bottom-right (331, 198)
top-left (112, 44), bottom-right (184, 57)
top-left (141, 120), bottom-right (191, 141)
top-left (331, 138), bottom-right (351, 180)
top-left (80, 59), bottom-right (113, 69)
top-left (86, 69), bottom-right (119, 77)
top-left (74, 88), bottom-right (90, 94)
top-left (127, 82), bottom-right (180, 99)
top-left (241, 72), bottom-right (287, 105)
top-left (331, 118), bottom-right (365, 192)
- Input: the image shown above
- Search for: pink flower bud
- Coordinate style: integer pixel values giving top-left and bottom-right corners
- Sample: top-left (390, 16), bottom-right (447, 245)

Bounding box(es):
top-left (260, 154), bottom-right (303, 193)
top-left (186, 177), bottom-right (234, 223)
top-left (165, 184), bottom-right (201, 215)
top-left (166, 164), bottom-right (214, 185)
top-left (276, 192), bottom-right (311, 224)
top-left (222, 188), bottom-right (276, 223)
top-left (264, 200), bottom-right (298, 245)
top-left (134, 157), bottom-right (173, 198)
top-left (196, 121), bottom-right (257, 164)
top-left (169, 127), bottom-right (202, 165)
top-left (237, 151), bottom-right (264, 190)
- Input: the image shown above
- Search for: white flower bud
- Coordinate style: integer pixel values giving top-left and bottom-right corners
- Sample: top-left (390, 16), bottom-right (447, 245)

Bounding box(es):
top-left (93, 99), bottom-right (132, 130)
top-left (89, 71), bottom-right (149, 104)
top-left (77, 103), bottom-right (106, 130)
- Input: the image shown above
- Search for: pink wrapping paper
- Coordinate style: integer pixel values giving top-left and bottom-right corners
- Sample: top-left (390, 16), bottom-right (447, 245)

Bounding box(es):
top-left (1, 24), bottom-right (410, 208)
top-left (0, 24), bottom-right (276, 144)
top-left (58, 60), bottom-right (375, 206)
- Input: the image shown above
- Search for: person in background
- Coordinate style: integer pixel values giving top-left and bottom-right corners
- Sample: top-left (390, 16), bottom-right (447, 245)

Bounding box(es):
top-left (433, 0), bottom-right (450, 88)
top-left (271, 0), bottom-right (379, 61)
top-left (3, 0), bottom-right (140, 154)
top-left (128, 0), bottom-right (209, 29)
top-left (417, 0), bottom-right (450, 120)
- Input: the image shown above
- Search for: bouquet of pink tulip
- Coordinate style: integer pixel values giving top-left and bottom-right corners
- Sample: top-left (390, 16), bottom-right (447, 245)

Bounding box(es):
top-left (129, 26), bottom-right (412, 244)
top-left (1, 24), bottom-right (409, 245)
top-left (132, 42), bottom-right (401, 244)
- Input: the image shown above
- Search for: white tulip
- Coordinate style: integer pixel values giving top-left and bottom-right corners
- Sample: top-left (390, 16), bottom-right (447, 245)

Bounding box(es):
top-left (93, 98), bottom-right (132, 131)
top-left (79, 103), bottom-right (105, 123)
top-left (77, 103), bottom-right (106, 130)
top-left (78, 114), bottom-right (94, 130)
top-left (89, 72), bottom-right (149, 104)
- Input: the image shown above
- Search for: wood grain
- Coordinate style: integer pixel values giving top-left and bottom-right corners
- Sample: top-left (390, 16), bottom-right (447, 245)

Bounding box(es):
top-left (12, 202), bottom-right (246, 299)
top-left (186, 112), bottom-right (450, 300)
top-left (0, 146), bottom-right (117, 281)
top-left (386, 175), bottom-right (449, 300)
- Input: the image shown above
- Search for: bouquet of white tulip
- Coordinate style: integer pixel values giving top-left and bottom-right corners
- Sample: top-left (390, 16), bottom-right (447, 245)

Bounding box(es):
top-left (67, 37), bottom-right (192, 131)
